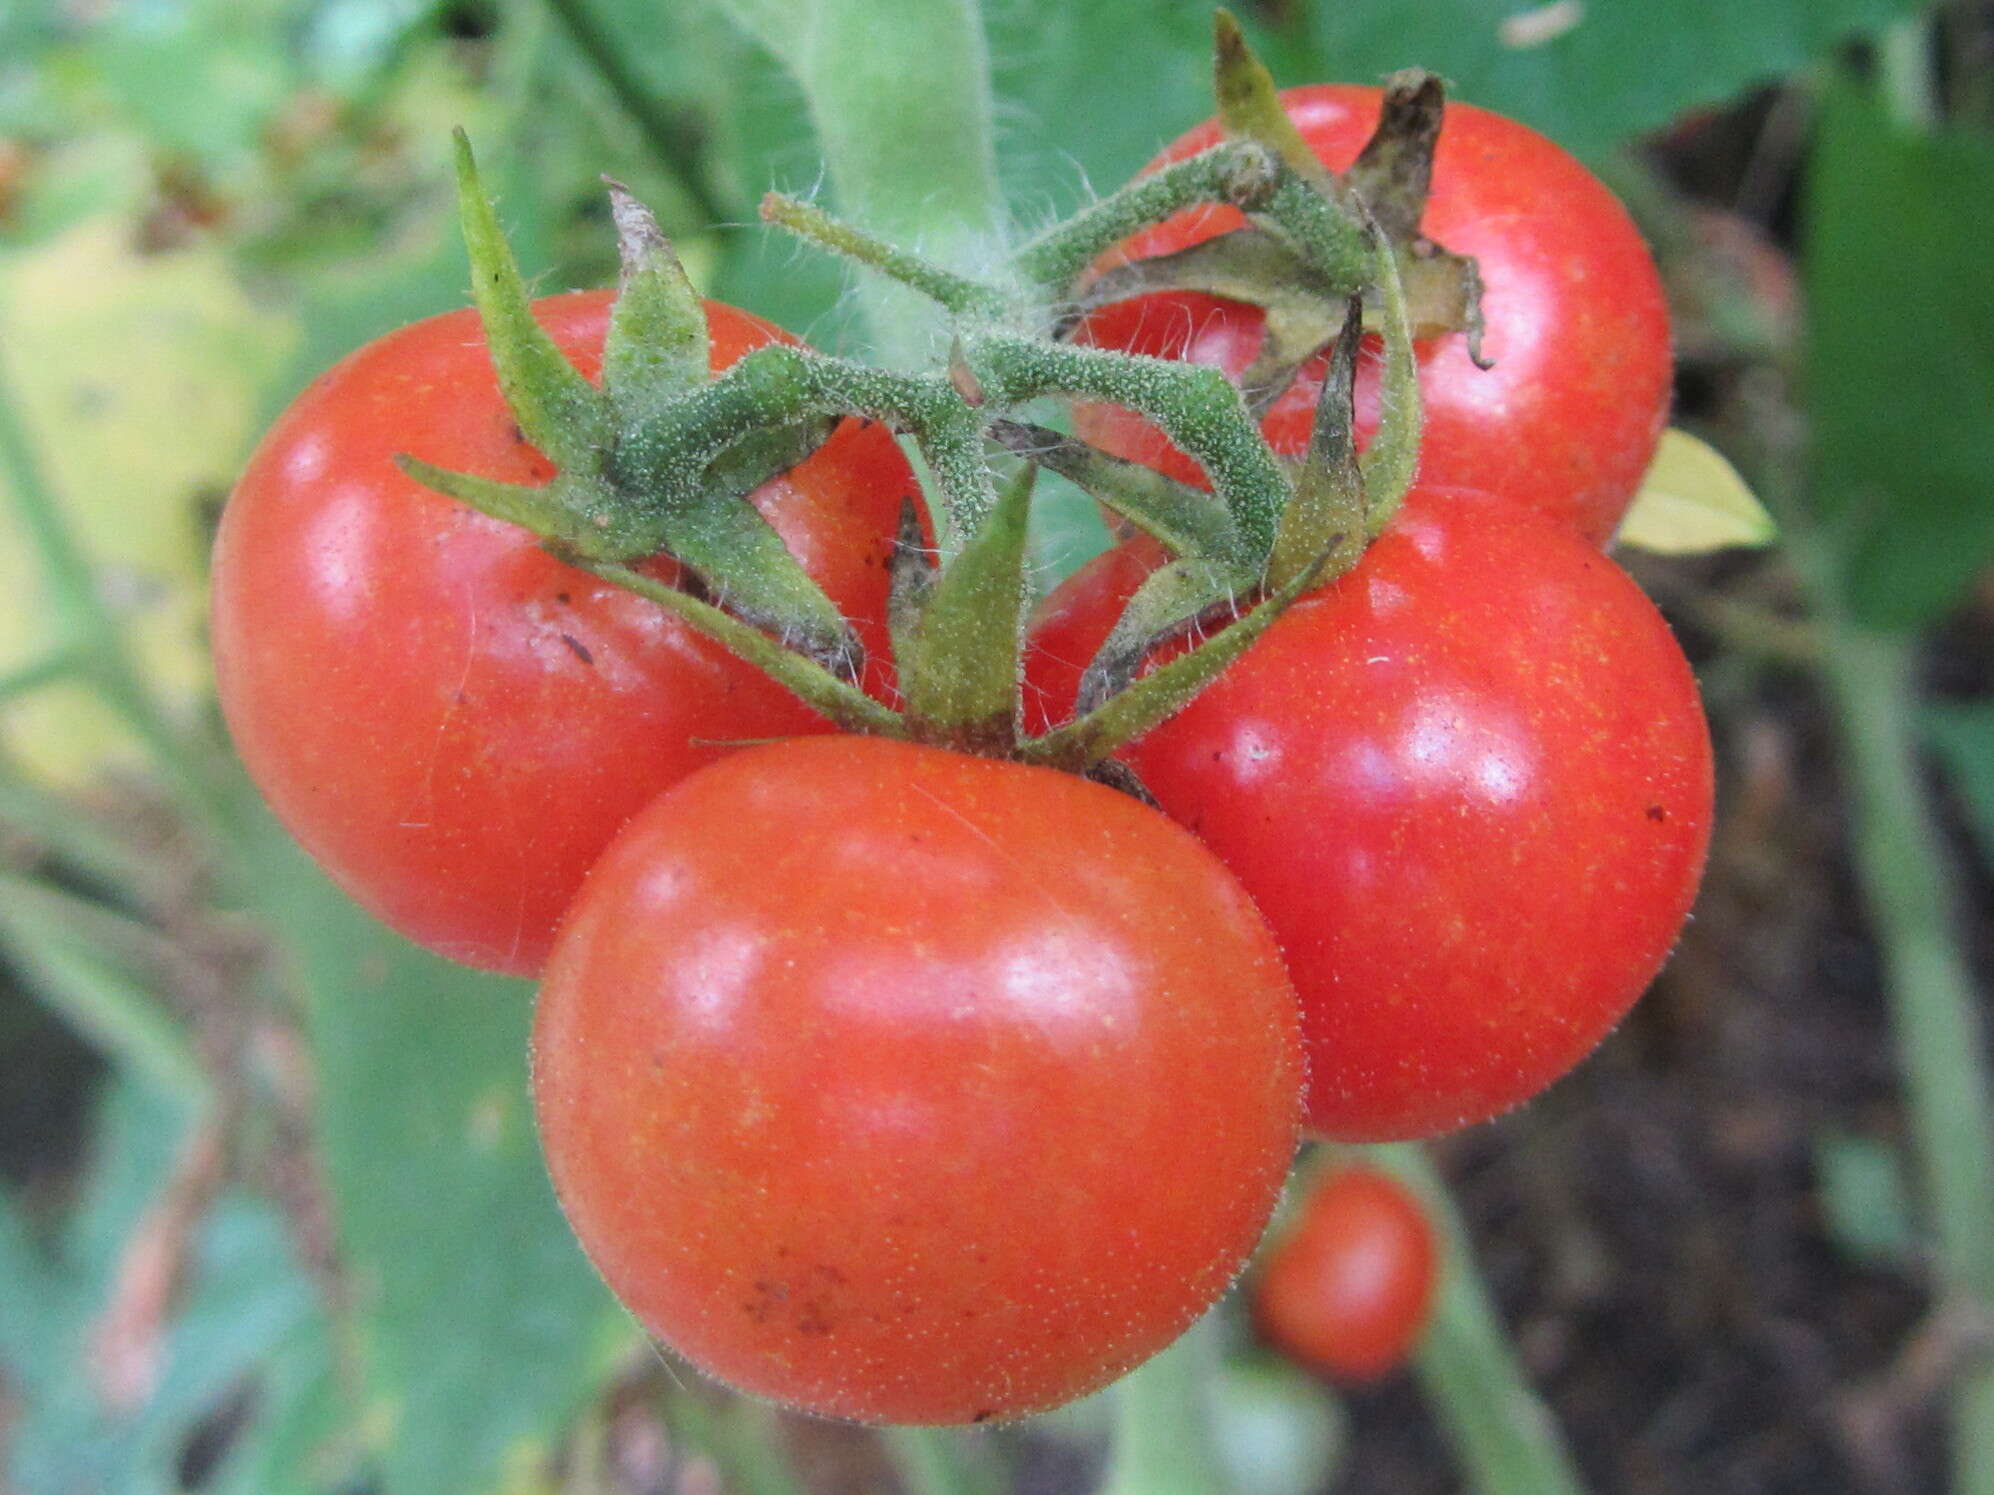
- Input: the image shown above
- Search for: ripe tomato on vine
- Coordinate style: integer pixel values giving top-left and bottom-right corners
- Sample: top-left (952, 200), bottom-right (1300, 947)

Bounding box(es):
top-left (1074, 85), bottom-right (1672, 546)
top-left (532, 735), bottom-right (1304, 1424)
top-left (1029, 487), bottom-right (1712, 1140)
top-left (211, 291), bottom-right (913, 976)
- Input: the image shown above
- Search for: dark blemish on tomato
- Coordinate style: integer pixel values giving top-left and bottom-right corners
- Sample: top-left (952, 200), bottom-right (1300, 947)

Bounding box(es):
top-left (1646, 804), bottom-right (1667, 823)
top-left (744, 1279), bottom-right (790, 1322)
top-left (973, 1410), bottom-right (995, 1424)
top-left (556, 592), bottom-right (571, 605)
top-left (796, 1306), bottom-right (833, 1336)
top-left (561, 634), bottom-right (594, 665)
top-left (509, 421), bottom-right (527, 446)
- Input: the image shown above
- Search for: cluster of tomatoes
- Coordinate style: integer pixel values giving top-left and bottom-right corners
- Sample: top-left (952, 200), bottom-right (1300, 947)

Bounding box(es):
top-left (211, 82), bottom-right (1710, 1424)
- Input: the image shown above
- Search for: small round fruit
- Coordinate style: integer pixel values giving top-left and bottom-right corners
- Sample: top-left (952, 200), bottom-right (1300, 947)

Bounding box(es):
top-left (1255, 1166), bottom-right (1436, 1383)
top-left (1026, 488), bottom-right (1713, 1140)
top-left (532, 735), bottom-right (1304, 1424)
top-left (211, 291), bottom-right (914, 975)
top-left (1075, 85), bottom-right (1672, 545)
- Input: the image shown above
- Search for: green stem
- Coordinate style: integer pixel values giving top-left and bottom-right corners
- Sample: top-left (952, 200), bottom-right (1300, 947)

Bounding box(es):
top-left (665, 1393), bottom-right (804, 1495)
top-left (0, 647), bottom-right (80, 703)
top-left (1014, 145), bottom-right (1270, 294)
top-left (761, 194), bottom-right (1010, 317)
top-left (0, 346), bottom-right (223, 824)
top-left (1784, 527), bottom-right (1994, 1493)
top-left (623, 343), bottom-right (992, 555)
top-left (966, 333), bottom-right (1285, 570)
top-left (882, 1427), bottom-right (1000, 1495)
top-left (1877, 17), bottom-right (1939, 132)
top-left (1096, 1313), bottom-right (1234, 1495)
top-left (711, 0), bottom-right (1003, 363)
top-left (1367, 1144), bottom-right (1589, 1495)
top-left (1807, 45), bottom-right (1994, 1492)
top-left (539, 0), bottom-right (728, 223)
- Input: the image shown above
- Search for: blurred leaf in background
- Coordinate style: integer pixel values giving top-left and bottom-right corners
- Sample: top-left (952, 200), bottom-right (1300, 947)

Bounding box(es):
top-left (238, 818), bottom-right (626, 1495)
top-left (1803, 82), bottom-right (1994, 630)
top-left (0, 218), bottom-right (292, 783)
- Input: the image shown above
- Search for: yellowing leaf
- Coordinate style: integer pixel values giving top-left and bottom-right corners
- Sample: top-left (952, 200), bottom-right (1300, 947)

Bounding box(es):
top-left (0, 214), bottom-right (297, 783)
top-left (1614, 427), bottom-right (1777, 555)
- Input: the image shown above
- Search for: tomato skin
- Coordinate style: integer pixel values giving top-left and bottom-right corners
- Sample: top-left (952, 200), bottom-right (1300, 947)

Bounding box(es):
top-left (1075, 85), bottom-right (1672, 546)
top-left (532, 736), bottom-right (1304, 1425)
top-left (211, 291), bottom-right (913, 976)
top-left (1254, 1166), bottom-right (1436, 1384)
top-left (1026, 489), bottom-right (1712, 1140)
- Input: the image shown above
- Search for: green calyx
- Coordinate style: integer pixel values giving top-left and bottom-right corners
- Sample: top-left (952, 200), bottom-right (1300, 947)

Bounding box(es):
top-left (417, 133), bottom-right (865, 678)
top-left (399, 20), bottom-right (1465, 777)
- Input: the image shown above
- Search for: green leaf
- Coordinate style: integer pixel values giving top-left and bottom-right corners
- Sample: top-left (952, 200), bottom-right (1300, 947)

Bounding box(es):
top-left (986, 0), bottom-right (1922, 228)
top-left (1615, 428), bottom-right (1777, 555)
top-left (123, 1199), bottom-right (327, 1495)
top-left (1930, 704), bottom-right (1994, 860)
top-left (233, 812), bottom-right (624, 1495)
top-left (988, 7), bottom-right (1214, 217)
top-left (1814, 1130), bottom-right (1917, 1267)
top-left (0, 1185), bottom-right (59, 1390)
top-left (1283, 0), bottom-right (1922, 163)
top-left (453, 131), bottom-right (613, 474)
top-left (89, 0), bottom-right (291, 176)
top-left (1803, 85), bottom-right (1994, 628)
top-left (0, 900), bottom-right (208, 1104)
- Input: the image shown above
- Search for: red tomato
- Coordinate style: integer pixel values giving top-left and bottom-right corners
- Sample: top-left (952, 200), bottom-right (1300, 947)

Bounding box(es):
top-left (1026, 488), bottom-right (1712, 1140)
top-left (532, 735), bottom-right (1304, 1424)
top-left (1254, 1165), bottom-right (1436, 1383)
top-left (212, 291), bottom-right (913, 976)
top-left (1074, 85), bottom-right (1672, 546)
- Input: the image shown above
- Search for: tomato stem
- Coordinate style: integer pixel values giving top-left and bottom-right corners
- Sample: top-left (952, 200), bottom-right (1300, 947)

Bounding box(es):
top-left (761, 193), bottom-right (1013, 318)
top-left (988, 420), bottom-right (1239, 560)
top-left (1365, 1144), bottom-right (1591, 1495)
top-left (1784, 523), bottom-right (1994, 1495)
top-left (1012, 142), bottom-right (1281, 295)
top-left (1097, 1312), bottom-right (1236, 1495)
top-left (962, 332), bottom-right (1285, 571)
